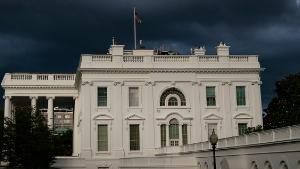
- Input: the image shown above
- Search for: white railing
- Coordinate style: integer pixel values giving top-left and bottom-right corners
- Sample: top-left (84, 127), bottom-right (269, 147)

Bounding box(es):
top-left (229, 56), bottom-right (248, 62)
top-left (2, 73), bottom-right (76, 87)
top-left (53, 74), bottom-right (75, 81)
top-left (198, 56), bottom-right (219, 62)
top-left (91, 55), bottom-right (112, 62)
top-left (156, 125), bottom-right (300, 155)
top-left (123, 56), bottom-right (144, 62)
top-left (11, 74), bottom-right (32, 80)
top-left (153, 55), bottom-right (189, 62)
top-left (37, 74), bottom-right (49, 80)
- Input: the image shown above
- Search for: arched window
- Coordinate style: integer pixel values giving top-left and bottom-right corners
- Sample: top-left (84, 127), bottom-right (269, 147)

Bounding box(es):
top-left (168, 97), bottom-right (178, 106)
top-left (160, 87), bottom-right (186, 106)
top-left (169, 119), bottom-right (179, 146)
top-left (280, 161), bottom-right (288, 169)
top-left (264, 161), bottom-right (272, 169)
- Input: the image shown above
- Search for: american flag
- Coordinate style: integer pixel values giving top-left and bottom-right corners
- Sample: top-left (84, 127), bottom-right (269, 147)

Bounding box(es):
top-left (135, 11), bottom-right (142, 24)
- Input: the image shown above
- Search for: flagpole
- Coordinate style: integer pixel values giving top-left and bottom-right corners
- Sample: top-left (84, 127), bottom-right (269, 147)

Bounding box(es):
top-left (133, 7), bottom-right (137, 49)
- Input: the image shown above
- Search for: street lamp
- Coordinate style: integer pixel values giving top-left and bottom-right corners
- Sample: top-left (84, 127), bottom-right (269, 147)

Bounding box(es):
top-left (209, 129), bottom-right (218, 169)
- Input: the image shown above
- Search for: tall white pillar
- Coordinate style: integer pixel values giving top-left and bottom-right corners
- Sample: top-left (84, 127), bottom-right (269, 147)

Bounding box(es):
top-left (179, 123), bottom-right (183, 145)
top-left (4, 96), bottom-right (12, 119)
top-left (73, 96), bottom-right (79, 156)
top-left (30, 96), bottom-right (38, 112)
top-left (166, 124), bottom-right (170, 146)
top-left (47, 96), bottom-right (54, 129)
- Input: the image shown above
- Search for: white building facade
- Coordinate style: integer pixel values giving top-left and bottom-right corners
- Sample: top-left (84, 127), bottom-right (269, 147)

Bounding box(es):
top-left (1, 41), bottom-right (263, 161)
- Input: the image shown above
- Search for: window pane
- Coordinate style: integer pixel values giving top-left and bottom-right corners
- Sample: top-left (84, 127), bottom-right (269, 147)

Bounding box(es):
top-left (169, 119), bottom-right (179, 139)
top-left (160, 124), bottom-right (166, 147)
top-left (129, 87), bottom-right (139, 107)
top-left (238, 123), bottom-right (247, 135)
top-left (98, 125), bottom-right (108, 151)
top-left (206, 86), bottom-right (216, 106)
top-left (168, 97), bottom-right (178, 106)
top-left (236, 86), bottom-right (246, 106)
top-left (208, 123), bottom-right (217, 139)
top-left (182, 124), bottom-right (188, 145)
top-left (130, 124), bottom-right (140, 151)
top-left (98, 87), bottom-right (107, 107)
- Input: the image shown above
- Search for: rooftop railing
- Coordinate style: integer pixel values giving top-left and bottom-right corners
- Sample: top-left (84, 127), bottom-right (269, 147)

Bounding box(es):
top-left (2, 73), bottom-right (76, 87)
top-left (80, 54), bottom-right (260, 69)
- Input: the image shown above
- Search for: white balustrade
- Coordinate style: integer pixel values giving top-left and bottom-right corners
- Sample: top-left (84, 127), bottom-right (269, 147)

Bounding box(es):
top-left (153, 55), bottom-right (189, 62)
top-left (2, 73), bottom-right (76, 87)
top-left (11, 74), bottom-right (32, 80)
top-left (92, 55), bottom-right (112, 62)
top-left (198, 56), bottom-right (219, 62)
top-left (229, 55), bottom-right (249, 62)
top-left (123, 56), bottom-right (144, 62)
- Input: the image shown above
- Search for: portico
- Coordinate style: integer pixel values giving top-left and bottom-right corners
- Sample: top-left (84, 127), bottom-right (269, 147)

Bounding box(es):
top-left (1, 73), bottom-right (80, 156)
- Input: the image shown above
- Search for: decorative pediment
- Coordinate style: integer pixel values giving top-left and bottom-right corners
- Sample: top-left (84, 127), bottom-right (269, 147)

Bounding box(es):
top-left (233, 113), bottom-right (252, 119)
top-left (203, 113), bottom-right (223, 120)
top-left (125, 114), bottom-right (145, 120)
top-left (93, 114), bottom-right (113, 120)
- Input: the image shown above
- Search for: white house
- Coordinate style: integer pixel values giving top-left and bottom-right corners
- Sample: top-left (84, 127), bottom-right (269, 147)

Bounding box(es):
top-left (1, 40), bottom-right (263, 161)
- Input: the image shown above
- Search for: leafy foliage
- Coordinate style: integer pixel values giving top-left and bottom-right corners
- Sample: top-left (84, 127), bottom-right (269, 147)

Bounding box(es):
top-left (244, 125), bottom-right (263, 134)
top-left (2, 107), bottom-right (56, 169)
top-left (264, 73), bottom-right (300, 129)
top-left (53, 129), bottom-right (73, 156)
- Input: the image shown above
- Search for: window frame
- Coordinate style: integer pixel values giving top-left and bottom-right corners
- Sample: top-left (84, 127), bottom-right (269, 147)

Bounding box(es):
top-left (128, 86), bottom-right (140, 107)
top-left (129, 124), bottom-right (140, 151)
top-left (206, 86), bottom-right (216, 106)
top-left (94, 120), bottom-right (111, 154)
top-left (97, 124), bottom-right (109, 152)
top-left (238, 123), bottom-right (248, 135)
top-left (97, 87), bottom-right (108, 107)
top-left (236, 86), bottom-right (246, 106)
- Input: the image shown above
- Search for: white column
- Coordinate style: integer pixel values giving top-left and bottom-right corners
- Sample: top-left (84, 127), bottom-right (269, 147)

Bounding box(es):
top-left (179, 123), bottom-right (183, 145)
top-left (81, 82), bottom-right (92, 159)
top-left (166, 124), bottom-right (170, 146)
top-left (30, 96), bottom-right (38, 112)
top-left (47, 96), bottom-right (54, 129)
top-left (73, 96), bottom-right (79, 156)
top-left (4, 96), bottom-right (12, 119)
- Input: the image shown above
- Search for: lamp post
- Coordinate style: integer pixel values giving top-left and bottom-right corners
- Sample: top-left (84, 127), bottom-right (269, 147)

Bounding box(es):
top-left (209, 129), bottom-right (218, 169)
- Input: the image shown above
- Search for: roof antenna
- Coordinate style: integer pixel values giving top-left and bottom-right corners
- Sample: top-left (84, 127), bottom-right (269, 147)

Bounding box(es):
top-left (112, 37), bottom-right (115, 45)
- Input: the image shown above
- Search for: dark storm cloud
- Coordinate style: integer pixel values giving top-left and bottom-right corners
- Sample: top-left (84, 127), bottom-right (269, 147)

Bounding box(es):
top-left (0, 0), bottom-right (300, 107)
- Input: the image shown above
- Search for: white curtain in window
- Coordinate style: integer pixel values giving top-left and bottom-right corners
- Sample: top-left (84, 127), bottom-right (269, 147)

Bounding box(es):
top-left (129, 87), bottom-right (139, 107)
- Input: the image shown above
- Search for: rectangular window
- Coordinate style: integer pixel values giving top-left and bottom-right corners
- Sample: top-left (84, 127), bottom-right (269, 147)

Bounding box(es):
top-left (98, 87), bottom-right (107, 107)
top-left (206, 86), bottom-right (216, 106)
top-left (182, 124), bottom-right (188, 145)
top-left (208, 123), bottom-right (218, 139)
top-left (238, 123), bottom-right (247, 135)
top-left (160, 124), bottom-right (166, 147)
top-left (130, 124), bottom-right (140, 151)
top-left (236, 86), bottom-right (246, 106)
top-left (97, 124), bottom-right (108, 151)
top-left (129, 87), bottom-right (139, 107)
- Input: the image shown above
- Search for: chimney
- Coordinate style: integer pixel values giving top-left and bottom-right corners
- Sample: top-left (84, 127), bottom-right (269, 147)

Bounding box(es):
top-left (193, 46), bottom-right (206, 55)
top-left (108, 37), bottom-right (124, 55)
top-left (216, 42), bottom-right (230, 56)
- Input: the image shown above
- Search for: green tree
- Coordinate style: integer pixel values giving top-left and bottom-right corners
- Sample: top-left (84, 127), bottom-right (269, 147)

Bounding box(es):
top-left (53, 129), bottom-right (73, 156)
top-left (264, 73), bottom-right (300, 129)
top-left (2, 107), bottom-right (56, 169)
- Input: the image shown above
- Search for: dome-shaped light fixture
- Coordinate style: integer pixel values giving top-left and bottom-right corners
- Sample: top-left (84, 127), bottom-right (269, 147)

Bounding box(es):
top-left (209, 129), bottom-right (218, 145)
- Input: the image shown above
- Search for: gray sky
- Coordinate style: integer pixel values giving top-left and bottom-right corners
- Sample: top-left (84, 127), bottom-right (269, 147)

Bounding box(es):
top-left (0, 0), bottom-right (300, 107)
